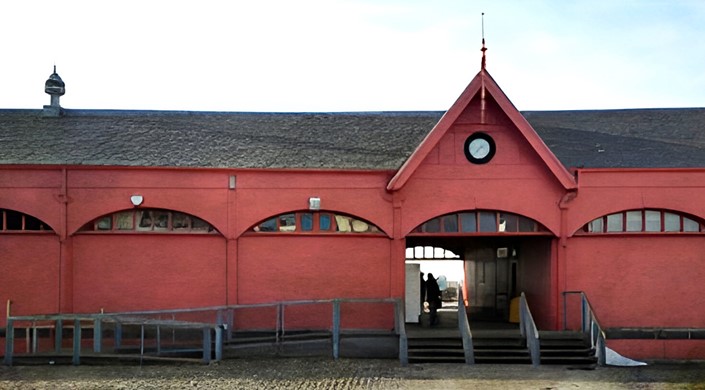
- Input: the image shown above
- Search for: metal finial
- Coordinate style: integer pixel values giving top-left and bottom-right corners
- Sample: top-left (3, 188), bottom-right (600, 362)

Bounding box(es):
top-left (481, 13), bottom-right (487, 70)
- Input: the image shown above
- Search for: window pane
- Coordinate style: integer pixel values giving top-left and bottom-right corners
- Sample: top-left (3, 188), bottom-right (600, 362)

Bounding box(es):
top-left (301, 213), bottom-right (313, 231)
top-left (319, 214), bottom-right (331, 231)
top-left (684, 217), bottom-right (700, 232)
top-left (279, 213), bottom-right (296, 232)
top-left (479, 211), bottom-right (497, 232)
top-left (518, 216), bottom-right (536, 232)
top-left (137, 211), bottom-right (153, 231)
top-left (96, 216), bottom-right (112, 231)
top-left (443, 215), bottom-right (458, 232)
top-left (24, 215), bottom-right (43, 230)
top-left (6, 210), bottom-right (22, 230)
top-left (606, 213), bottom-right (623, 232)
top-left (664, 212), bottom-right (680, 232)
top-left (644, 210), bottom-right (661, 232)
top-left (257, 218), bottom-right (277, 232)
top-left (351, 219), bottom-right (370, 232)
top-left (588, 218), bottom-right (603, 233)
top-left (626, 211), bottom-right (642, 232)
top-left (115, 211), bottom-right (134, 230)
top-left (500, 213), bottom-right (519, 232)
top-left (460, 212), bottom-right (477, 232)
top-left (192, 217), bottom-right (210, 231)
top-left (173, 212), bottom-right (190, 230)
top-left (423, 218), bottom-right (441, 233)
top-left (153, 211), bottom-right (169, 231)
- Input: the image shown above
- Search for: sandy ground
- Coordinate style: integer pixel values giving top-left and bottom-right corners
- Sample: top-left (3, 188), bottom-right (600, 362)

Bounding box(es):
top-left (2, 358), bottom-right (705, 389)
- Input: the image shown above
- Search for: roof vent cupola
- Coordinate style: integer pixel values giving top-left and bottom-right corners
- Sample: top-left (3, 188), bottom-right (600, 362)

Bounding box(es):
top-left (43, 66), bottom-right (65, 117)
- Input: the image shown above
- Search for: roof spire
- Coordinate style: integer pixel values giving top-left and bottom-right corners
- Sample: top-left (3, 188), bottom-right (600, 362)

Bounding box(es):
top-left (481, 12), bottom-right (487, 71)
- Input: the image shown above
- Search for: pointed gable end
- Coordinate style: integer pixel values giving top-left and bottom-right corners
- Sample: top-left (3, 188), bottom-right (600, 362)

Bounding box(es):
top-left (387, 70), bottom-right (577, 191)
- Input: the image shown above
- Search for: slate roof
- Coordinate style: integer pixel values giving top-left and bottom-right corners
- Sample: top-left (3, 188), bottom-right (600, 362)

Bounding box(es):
top-left (1, 107), bottom-right (704, 170)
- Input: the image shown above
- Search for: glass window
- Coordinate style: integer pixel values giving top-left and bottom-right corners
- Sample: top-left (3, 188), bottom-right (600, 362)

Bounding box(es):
top-left (172, 212), bottom-right (190, 230)
top-left (479, 211), bottom-right (497, 232)
top-left (460, 212), bottom-right (477, 232)
top-left (351, 219), bottom-right (370, 232)
top-left (319, 214), bottom-right (331, 231)
top-left (442, 215), bottom-right (458, 232)
top-left (258, 217), bottom-right (277, 232)
top-left (518, 216), bottom-right (535, 232)
top-left (664, 212), bottom-right (680, 232)
top-left (6, 210), bottom-right (22, 230)
top-left (588, 218), bottom-right (604, 233)
top-left (335, 215), bottom-right (352, 232)
top-left (301, 213), bottom-right (313, 231)
top-left (625, 211), bottom-right (642, 232)
top-left (684, 217), bottom-right (700, 232)
top-left (500, 213), bottom-right (519, 232)
top-left (606, 213), bottom-right (623, 232)
top-left (96, 216), bottom-right (112, 231)
top-left (423, 218), bottom-right (441, 233)
top-left (191, 217), bottom-right (210, 231)
top-left (153, 210), bottom-right (169, 231)
top-left (279, 213), bottom-right (296, 232)
top-left (644, 210), bottom-right (661, 232)
top-left (115, 211), bottom-right (134, 230)
top-left (137, 211), bottom-right (154, 231)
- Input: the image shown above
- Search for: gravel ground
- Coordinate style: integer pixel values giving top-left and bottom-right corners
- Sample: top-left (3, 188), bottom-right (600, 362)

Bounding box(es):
top-left (2, 358), bottom-right (705, 389)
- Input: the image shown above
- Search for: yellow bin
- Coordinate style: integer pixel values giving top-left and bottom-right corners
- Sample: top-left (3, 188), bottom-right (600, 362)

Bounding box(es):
top-left (509, 297), bottom-right (520, 323)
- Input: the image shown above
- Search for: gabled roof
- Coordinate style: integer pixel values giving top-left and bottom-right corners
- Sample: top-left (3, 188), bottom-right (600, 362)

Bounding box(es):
top-left (386, 70), bottom-right (578, 191)
top-left (1, 102), bottom-right (705, 172)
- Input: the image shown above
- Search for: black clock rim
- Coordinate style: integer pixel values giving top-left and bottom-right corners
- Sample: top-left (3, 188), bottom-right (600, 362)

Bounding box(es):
top-left (464, 132), bottom-right (496, 164)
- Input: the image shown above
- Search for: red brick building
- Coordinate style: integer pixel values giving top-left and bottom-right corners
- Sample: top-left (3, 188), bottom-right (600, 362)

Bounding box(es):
top-left (2, 65), bottom-right (705, 360)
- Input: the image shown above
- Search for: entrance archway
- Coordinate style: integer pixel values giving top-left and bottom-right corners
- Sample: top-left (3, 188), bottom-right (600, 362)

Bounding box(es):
top-left (405, 210), bottom-right (555, 327)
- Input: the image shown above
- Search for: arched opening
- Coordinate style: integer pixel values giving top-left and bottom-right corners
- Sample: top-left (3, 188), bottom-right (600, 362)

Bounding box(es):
top-left (405, 210), bottom-right (555, 329)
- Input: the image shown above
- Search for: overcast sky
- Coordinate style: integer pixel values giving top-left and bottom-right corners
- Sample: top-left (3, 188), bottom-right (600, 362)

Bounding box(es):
top-left (1, 0), bottom-right (703, 112)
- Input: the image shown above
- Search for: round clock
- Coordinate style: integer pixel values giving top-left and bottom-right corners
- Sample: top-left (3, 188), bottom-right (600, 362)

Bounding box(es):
top-left (464, 132), bottom-right (496, 164)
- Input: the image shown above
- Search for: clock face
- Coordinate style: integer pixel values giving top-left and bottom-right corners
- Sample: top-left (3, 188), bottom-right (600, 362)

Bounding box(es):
top-left (464, 132), bottom-right (495, 164)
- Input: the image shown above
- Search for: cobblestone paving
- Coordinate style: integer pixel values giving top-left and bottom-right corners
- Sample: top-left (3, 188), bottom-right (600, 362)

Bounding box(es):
top-left (2, 358), bottom-right (705, 389)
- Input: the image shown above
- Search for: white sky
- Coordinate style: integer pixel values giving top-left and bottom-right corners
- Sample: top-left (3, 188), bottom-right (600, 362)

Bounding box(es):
top-left (1, 0), bottom-right (704, 112)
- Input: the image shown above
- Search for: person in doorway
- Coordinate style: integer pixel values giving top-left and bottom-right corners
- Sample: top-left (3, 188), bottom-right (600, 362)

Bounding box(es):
top-left (426, 273), bottom-right (442, 326)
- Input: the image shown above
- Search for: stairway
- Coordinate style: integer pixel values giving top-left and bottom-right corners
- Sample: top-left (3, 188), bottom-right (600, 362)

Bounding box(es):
top-left (407, 335), bottom-right (466, 363)
top-left (539, 331), bottom-right (597, 366)
top-left (473, 330), bottom-right (532, 364)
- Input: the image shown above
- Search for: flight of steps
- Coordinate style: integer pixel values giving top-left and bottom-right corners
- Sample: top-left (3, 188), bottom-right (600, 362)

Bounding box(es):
top-left (407, 336), bottom-right (466, 363)
top-left (539, 330), bottom-right (597, 366)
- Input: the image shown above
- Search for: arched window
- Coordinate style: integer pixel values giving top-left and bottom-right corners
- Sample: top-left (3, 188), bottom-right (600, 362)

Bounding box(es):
top-left (0, 209), bottom-right (53, 232)
top-left (410, 210), bottom-right (548, 235)
top-left (79, 209), bottom-right (217, 234)
top-left (250, 211), bottom-right (383, 234)
top-left (581, 209), bottom-right (703, 234)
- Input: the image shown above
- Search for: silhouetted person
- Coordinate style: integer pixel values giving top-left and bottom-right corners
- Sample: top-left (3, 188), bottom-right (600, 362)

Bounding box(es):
top-left (426, 273), bottom-right (442, 326)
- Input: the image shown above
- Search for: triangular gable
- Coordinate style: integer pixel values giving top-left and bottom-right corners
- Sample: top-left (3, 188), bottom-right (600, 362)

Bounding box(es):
top-left (387, 69), bottom-right (577, 191)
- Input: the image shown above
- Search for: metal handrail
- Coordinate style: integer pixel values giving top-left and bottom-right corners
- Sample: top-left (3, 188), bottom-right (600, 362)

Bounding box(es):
top-left (562, 290), bottom-right (606, 365)
top-left (457, 285), bottom-right (474, 364)
top-left (4, 297), bottom-right (403, 366)
top-left (519, 293), bottom-right (540, 367)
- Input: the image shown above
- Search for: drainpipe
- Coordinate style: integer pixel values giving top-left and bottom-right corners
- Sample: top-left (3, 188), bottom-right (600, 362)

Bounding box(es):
top-left (556, 190), bottom-right (577, 329)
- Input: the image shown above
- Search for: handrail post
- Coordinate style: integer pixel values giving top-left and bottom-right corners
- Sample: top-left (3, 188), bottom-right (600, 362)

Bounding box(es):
top-left (202, 327), bottom-right (212, 364)
top-left (55, 318), bottom-right (63, 353)
top-left (520, 293), bottom-right (541, 367)
top-left (396, 299), bottom-right (408, 366)
top-left (3, 318), bottom-right (13, 366)
top-left (93, 317), bottom-right (102, 353)
top-left (215, 326), bottom-right (223, 361)
top-left (72, 318), bottom-right (81, 366)
top-left (332, 299), bottom-right (341, 359)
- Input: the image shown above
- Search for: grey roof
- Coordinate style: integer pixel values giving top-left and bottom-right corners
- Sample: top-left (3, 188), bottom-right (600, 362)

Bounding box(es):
top-left (1, 107), bottom-right (704, 170)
